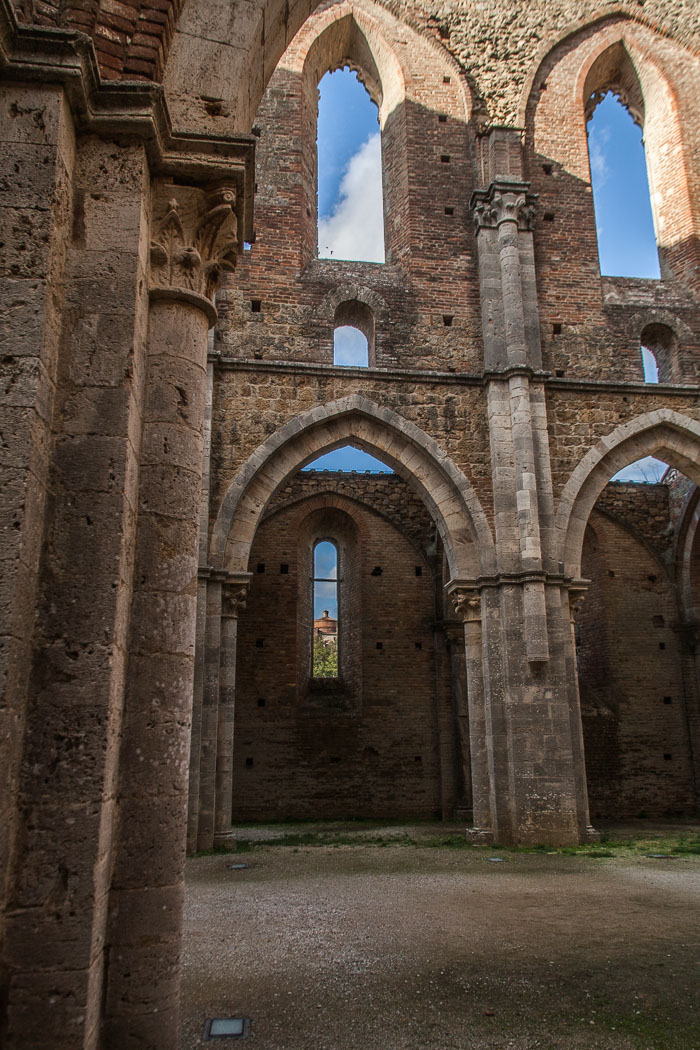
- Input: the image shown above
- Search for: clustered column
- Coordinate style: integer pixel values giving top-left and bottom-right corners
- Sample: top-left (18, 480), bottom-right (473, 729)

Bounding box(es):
top-left (461, 131), bottom-right (597, 845)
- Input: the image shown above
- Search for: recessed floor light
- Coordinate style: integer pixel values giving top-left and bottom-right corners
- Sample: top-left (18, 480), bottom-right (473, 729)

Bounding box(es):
top-left (204, 1017), bottom-right (250, 1039)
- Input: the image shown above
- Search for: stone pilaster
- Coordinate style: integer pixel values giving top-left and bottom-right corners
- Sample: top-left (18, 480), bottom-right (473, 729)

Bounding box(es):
top-left (448, 585), bottom-right (493, 840)
top-left (2, 130), bottom-right (152, 1050)
top-left (215, 576), bottom-right (251, 844)
top-left (473, 172), bottom-right (550, 663)
top-left (443, 619), bottom-right (472, 817)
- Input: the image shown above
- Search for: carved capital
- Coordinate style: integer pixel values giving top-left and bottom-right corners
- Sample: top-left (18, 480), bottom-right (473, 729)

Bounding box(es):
top-left (222, 583), bottom-right (249, 619)
top-left (450, 588), bottom-right (482, 624)
top-left (568, 582), bottom-right (589, 624)
top-left (150, 182), bottom-right (240, 313)
top-left (471, 181), bottom-right (536, 232)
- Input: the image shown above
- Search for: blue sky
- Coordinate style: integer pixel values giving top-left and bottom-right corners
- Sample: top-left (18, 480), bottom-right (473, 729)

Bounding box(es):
top-left (317, 69), bottom-right (384, 262)
top-left (587, 91), bottom-right (660, 279)
top-left (310, 74), bottom-right (668, 483)
top-left (314, 540), bottom-right (338, 618)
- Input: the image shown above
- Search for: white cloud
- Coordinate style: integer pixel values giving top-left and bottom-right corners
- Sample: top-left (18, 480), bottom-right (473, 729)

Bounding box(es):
top-left (588, 135), bottom-right (609, 186)
top-left (318, 133), bottom-right (385, 263)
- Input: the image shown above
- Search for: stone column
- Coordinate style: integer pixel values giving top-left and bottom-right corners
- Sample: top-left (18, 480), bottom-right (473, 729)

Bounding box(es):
top-left (474, 182), bottom-right (549, 663)
top-left (561, 582), bottom-right (598, 841)
top-left (103, 181), bottom-right (241, 1050)
top-left (215, 576), bottom-right (251, 845)
top-left (449, 585), bottom-right (493, 839)
top-left (188, 360), bottom-right (216, 852)
top-left (444, 620), bottom-right (472, 818)
top-left (468, 133), bottom-right (596, 845)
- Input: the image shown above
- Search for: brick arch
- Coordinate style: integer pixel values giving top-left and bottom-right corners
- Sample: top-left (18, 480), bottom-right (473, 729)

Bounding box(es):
top-left (262, 487), bottom-right (435, 564)
top-left (555, 409), bottom-right (700, 579)
top-left (210, 395), bottom-right (495, 579)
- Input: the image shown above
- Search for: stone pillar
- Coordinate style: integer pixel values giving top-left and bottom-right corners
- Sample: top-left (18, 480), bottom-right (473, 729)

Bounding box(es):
top-left (449, 586), bottom-right (493, 839)
top-left (0, 82), bottom-right (75, 1013)
top-left (444, 620), bottom-right (472, 818)
top-left (466, 130), bottom-right (597, 845)
top-left (103, 181), bottom-right (241, 1050)
top-left (187, 359), bottom-right (216, 853)
top-left (215, 576), bottom-right (251, 844)
top-left (2, 129), bottom-right (152, 1050)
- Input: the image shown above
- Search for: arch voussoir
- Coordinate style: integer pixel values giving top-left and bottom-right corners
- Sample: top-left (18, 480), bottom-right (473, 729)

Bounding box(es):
top-left (556, 409), bottom-right (700, 578)
top-left (210, 398), bottom-right (494, 580)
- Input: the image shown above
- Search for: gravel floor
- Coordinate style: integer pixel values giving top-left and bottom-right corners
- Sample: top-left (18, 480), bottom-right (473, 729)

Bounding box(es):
top-left (180, 825), bottom-right (700, 1050)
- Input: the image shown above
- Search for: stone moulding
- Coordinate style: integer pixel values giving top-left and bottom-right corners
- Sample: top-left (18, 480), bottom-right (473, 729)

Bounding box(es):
top-left (0, 0), bottom-right (255, 227)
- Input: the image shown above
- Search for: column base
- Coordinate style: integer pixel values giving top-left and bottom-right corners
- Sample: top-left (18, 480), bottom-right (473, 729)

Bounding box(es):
top-left (214, 831), bottom-right (237, 849)
top-left (583, 824), bottom-right (601, 843)
top-left (466, 826), bottom-right (494, 844)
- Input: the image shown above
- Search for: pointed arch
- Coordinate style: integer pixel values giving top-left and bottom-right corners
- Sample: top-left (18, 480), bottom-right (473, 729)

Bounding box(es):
top-left (210, 396), bottom-right (495, 580)
top-left (555, 409), bottom-right (700, 578)
top-left (523, 15), bottom-right (700, 292)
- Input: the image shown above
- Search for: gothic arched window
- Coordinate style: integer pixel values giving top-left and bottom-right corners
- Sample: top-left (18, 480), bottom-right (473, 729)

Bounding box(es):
top-left (317, 68), bottom-right (385, 263)
top-left (312, 540), bottom-right (339, 678)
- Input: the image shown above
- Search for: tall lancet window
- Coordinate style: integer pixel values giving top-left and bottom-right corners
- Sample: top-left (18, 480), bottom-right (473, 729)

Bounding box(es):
top-left (312, 540), bottom-right (339, 678)
top-left (317, 68), bottom-right (385, 263)
top-left (586, 90), bottom-right (660, 279)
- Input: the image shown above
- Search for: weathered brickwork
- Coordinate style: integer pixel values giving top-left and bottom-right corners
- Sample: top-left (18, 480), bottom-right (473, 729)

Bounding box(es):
top-left (1, 0), bottom-right (699, 1047)
top-left (267, 468), bottom-right (437, 555)
top-left (233, 486), bottom-right (453, 818)
top-left (579, 510), bottom-right (695, 819)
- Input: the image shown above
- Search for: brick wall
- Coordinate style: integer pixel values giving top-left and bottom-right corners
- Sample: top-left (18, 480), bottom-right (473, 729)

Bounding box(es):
top-left (579, 510), bottom-right (695, 819)
top-left (232, 485), bottom-right (454, 818)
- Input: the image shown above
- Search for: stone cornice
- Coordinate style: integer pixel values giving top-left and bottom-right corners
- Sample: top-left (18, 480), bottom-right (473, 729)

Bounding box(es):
top-left (448, 573), bottom-right (590, 596)
top-left (0, 0), bottom-right (255, 235)
top-left (210, 356), bottom-right (700, 398)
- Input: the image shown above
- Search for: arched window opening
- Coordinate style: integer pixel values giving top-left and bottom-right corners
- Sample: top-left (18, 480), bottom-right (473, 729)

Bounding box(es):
top-left (313, 540), bottom-right (339, 678)
top-left (333, 299), bottom-right (374, 366)
top-left (641, 346), bottom-right (659, 384)
top-left (586, 86), bottom-right (660, 279)
top-left (317, 68), bottom-right (385, 263)
top-left (611, 457), bottom-right (668, 483)
top-left (303, 444), bottom-right (393, 473)
top-left (335, 327), bottom-right (368, 366)
top-left (640, 323), bottom-right (676, 383)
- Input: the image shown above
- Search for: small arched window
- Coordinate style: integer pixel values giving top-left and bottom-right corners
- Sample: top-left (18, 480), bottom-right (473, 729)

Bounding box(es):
top-left (640, 323), bottom-right (676, 383)
top-left (312, 540), bottom-right (339, 678)
top-left (333, 300), bottom-right (374, 366)
top-left (640, 345), bottom-right (659, 384)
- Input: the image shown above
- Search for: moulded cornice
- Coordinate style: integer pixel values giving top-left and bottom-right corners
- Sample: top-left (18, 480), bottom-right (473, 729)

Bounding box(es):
top-left (0, 0), bottom-right (255, 237)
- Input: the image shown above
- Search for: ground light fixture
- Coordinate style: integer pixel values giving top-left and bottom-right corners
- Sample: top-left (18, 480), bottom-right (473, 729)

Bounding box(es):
top-left (203, 1018), bottom-right (251, 1039)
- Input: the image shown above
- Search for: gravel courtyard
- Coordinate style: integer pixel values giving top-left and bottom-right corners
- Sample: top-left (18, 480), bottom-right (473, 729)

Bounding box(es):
top-left (179, 823), bottom-right (699, 1050)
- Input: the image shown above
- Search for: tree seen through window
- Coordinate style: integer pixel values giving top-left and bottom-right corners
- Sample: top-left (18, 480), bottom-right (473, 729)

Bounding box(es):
top-left (313, 540), bottom-right (339, 677)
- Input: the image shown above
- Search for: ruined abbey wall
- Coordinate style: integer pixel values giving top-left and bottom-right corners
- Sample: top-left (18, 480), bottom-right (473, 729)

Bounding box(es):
top-left (1, 0), bottom-right (699, 1047)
